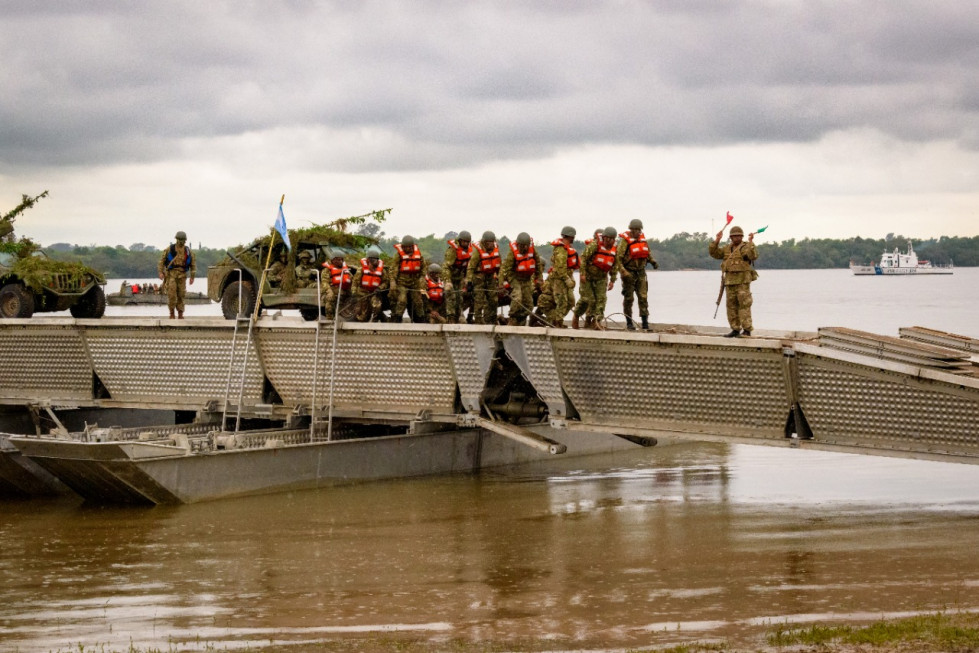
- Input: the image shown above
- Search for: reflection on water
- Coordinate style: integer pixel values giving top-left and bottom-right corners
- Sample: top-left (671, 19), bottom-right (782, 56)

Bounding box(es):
top-left (3, 442), bottom-right (979, 650)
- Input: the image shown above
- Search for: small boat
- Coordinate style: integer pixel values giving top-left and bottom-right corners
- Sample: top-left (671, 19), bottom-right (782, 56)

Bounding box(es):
top-left (108, 286), bottom-right (211, 305)
top-left (850, 242), bottom-right (953, 275)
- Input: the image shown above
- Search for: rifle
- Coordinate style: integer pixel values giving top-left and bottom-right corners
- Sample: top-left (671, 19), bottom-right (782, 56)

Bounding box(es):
top-left (713, 272), bottom-right (725, 319)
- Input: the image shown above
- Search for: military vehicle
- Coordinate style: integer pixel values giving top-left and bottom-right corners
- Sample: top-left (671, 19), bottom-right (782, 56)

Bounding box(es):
top-left (206, 211), bottom-right (389, 320)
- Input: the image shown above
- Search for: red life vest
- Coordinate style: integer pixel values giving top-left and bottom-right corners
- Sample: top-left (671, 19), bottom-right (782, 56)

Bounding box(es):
top-left (326, 263), bottom-right (353, 290)
top-left (426, 276), bottom-right (444, 304)
top-left (447, 239), bottom-right (474, 271)
top-left (394, 243), bottom-right (423, 274)
top-left (620, 232), bottom-right (650, 261)
top-left (510, 241), bottom-right (537, 277)
top-left (475, 243), bottom-right (501, 274)
top-left (590, 242), bottom-right (617, 272)
top-left (550, 239), bottom-right (580, 270)
top-left (359, 258), bottom-right (384, 291)
top-left (131, 284), bottom-right (140, 293)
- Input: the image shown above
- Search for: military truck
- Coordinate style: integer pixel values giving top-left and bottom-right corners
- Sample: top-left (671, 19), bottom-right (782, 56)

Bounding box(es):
top-left (0, 248), bottom-right (107, 319)
top-left (207, 212), bottom-right (388, 320)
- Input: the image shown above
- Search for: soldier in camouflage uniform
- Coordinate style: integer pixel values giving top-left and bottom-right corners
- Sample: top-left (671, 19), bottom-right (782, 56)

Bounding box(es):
top-left (572, 226), bottom-right (619, 330)
top-left (466, 231), bottom-right (502, 325)
top-left (616, 218), bottom-right (658, 331)
top-left (424, 264), bottom-right (448, 324)
top-left (390, 235), bottom-right (427, 323)
top-left (294, 251), bottom-right (317, 288)
top-left (320, 249), bottom-right (352, 317)
top-left (267, 250), bottom-right (289, 287)
top-left (157, 230), bottom-right (196, 319)
top-left (351, 246), bottom-right (389, 322)
top-left (443, 230), bottom-right (474, 323)
top-left (709, 225), bottom-right (758, 337)
top-left (500, 232), bottom-right (543, 326)
top-left (545, 226), bottom-right (579, 327)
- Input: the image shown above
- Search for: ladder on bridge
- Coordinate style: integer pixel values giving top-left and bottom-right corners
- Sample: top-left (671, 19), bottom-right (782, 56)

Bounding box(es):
top-left (309, 268), bottom-right (346, 443)
top-left (222, 272), bottom-right (256, 433)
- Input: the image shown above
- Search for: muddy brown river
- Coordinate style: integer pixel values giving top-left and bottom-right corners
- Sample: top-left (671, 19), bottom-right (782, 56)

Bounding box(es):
top-left (3, 441), bottom-right (979, 651)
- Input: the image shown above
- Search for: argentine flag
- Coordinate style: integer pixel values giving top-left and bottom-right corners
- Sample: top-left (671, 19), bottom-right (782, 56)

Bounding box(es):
top-left (274, 203), bottom-right (291, 250)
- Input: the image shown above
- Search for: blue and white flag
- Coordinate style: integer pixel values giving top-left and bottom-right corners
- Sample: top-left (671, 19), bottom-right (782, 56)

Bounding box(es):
top-left (274, 203), bottom-right (291, 250)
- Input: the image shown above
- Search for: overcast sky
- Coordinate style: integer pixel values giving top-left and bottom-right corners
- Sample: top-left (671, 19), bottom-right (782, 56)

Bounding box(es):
top-left (2, 1), bottom-right (978, 248)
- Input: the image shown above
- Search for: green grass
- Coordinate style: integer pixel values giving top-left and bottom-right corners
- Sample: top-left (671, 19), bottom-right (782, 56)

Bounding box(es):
top-left (767, 611), bottom-right (979, 650)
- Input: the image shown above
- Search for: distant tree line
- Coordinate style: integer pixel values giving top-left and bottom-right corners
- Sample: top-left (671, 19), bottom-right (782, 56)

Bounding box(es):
top-left (43, 232), bottom-right (979, 277)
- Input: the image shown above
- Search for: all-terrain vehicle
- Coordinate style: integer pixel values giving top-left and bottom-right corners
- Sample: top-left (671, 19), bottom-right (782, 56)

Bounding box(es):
top-left (207, 213), bottom-right (388, 320)
top-left (0, 248), bottom-right (107, 319)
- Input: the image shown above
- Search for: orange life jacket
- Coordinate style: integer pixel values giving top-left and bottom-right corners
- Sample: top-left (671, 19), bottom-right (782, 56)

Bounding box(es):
top-left (590, 242), bottom-right (617, 272)
top-left (426, 276), bottom-right (444, 304)
top-left (510, 241), bottom-right (538, 277)
top-left (326, 263), bottom-right (353, 290)
top-left (359, 258), bottom-right (384, 291)
top-left (475, 243), bottom-right (501, 275)
top-left (619, 232), bottom-right (650, 261)
top-left (394, 243), bottom-right (423, 274)
top-left (550, 239), bottom-right (580, 270)
top-left (447, 239), bottom-right (474, 271)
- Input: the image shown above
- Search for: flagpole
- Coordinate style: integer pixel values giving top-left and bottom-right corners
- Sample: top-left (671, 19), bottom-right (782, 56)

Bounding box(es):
top-left (253, 195), bottom-right (286, 319)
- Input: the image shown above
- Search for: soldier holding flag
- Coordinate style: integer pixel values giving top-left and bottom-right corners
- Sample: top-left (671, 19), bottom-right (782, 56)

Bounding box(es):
top-left (709, 223), bottom-right (758, 337)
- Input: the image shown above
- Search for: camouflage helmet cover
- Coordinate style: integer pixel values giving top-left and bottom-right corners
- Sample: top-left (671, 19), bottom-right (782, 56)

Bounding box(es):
top-left (729, 226), bottom-right (744, 236)
top-left (175, 230), bottom-right (187, 241)
top-left (297, 250), bottom-right (312, 260)
top-left (458, 230), bottom-right (472, 241)
top-left (516, 232), bottom-right (531, 246)
top-left (602, 226), bottom-right (618, 238)
top-left (628, 219), bottom-right (643, 230)
top-left (401, 235), bottom-right (415, 246)
top-left (481, 230), bottom-right (496, 242)
top-left (560, 225), bottom-right (576, 238)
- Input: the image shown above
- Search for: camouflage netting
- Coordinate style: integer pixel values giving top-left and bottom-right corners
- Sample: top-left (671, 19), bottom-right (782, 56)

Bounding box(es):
top-left (215, 209), bottom-right (392, 294)
top-left (4, 252), bottom-right (105, 293)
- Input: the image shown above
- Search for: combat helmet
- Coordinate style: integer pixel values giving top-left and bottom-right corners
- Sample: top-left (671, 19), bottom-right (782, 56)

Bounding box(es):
top-left (401, 235), bottom-right (415, 246)
top-left (428, 263), bottom-right (441, 274)
top-left (366, 245), bottom-right (383, 258)
top-left (560, 226), bottom-right (576, 239)
top-left (729, 226), bottom-right (744, 236)
top-left (175, 230), bottom-right (187, 241)
top-left (458, 230), bottom-right (472, 242)
top-left (481, 230), bottom-right (496, 242)
top-left (297, 250), bottom-right (312, 261)
top-left (628, 219), bottom-right (643, 230)
top-left (516, 232), bottom-right (531, 246)
top-left (602, 226), bottom-right (617, 239)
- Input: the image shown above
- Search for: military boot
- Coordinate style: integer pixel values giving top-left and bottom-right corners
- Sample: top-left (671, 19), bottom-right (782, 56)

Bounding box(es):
top-left (571, 313), bottom-right (580, 329)
top-left (178, 310), bottom-right (184, 320)
top-left (584, 315), bottom-right (594, 329)
top-left (625, 316), bottom-right (636, 331)
top-left (169, 308), bottom-right (175, 319)
top-left (506, 317), bottom-right (524, 327)
top-left (641, 316), bottom-right (649, 331)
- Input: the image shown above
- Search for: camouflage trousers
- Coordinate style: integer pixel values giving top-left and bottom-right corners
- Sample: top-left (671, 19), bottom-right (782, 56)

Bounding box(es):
top-left (471, 274), bottom-right (499, 325)
top-left (320, 284), bottom-right (345, 317)
top-left (392, 274), bottom-right (426, 322)
top-left (427, 300), bottom-right (448, 324)
top-left (353, 291), bottom-right (384, 322)
top-left (621, 269), bottom-right (649, 318)
top-left (507, 277), bottom-right (537, 324)
top-left (444, 271), bottom-right (472, 323)
top-left (546, 275), bottom-right (575, 325)
top-left (573, 274), bottom-right (609, 319)
top-left (166, 271), bottom-right (189, 313)
top-left (725, 282), bottom-right (753, 331)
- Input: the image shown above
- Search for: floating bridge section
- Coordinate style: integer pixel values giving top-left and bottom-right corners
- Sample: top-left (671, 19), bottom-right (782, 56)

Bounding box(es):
top-left (1, 317), bottom-right (978, 463)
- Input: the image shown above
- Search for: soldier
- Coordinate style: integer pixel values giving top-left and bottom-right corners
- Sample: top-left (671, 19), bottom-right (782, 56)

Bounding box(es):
top-left (390, 235), bottom-right (426, 323)
top-left (500, 232), bottom-right (543, 326)
top-left (320, 249), bottom-right (353, 317)
top-left (616, 218), bottom-right (659, 331)
top-left (424, 264), bottom-right (448, 324)
top-left (531, 277), bottom-right (556, 327)
top-left (351, 245), bottom-right (388, 322)
top-left (466, 230), bottom-right (502, 325)
top-left (157, 230), bottom-right (196, 319)
top-left (294, 251), bottom-right (317, 288)
top-left (546, 226), bottom-right (579, 327)
top-left (573, 226), bottom-right (619, 330)
top-left (709, 225), bottom-right (758, 337)
top-left (443, 230), bottom-right (474, 323)
top-left (267, 250), bottom-right (289, 287)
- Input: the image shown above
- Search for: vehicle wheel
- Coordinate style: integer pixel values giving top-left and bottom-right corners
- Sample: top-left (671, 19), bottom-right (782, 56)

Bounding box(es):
top-left (221, 280), bottom-right (256, 319)
top-left (0, 283), bottom-right (35, 318)
top-left (299, 307), bottom-right (320, 321)
top-left (70, 285), bottom-right (107, 318)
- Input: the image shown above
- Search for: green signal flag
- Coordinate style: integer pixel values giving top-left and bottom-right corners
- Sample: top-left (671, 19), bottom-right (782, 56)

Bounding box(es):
top-left (755, 226), bottom-right (768, 233)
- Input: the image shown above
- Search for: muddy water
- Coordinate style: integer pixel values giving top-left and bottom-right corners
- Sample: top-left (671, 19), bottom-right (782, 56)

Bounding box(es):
top-left (3, 442), bottom-right (979, 651)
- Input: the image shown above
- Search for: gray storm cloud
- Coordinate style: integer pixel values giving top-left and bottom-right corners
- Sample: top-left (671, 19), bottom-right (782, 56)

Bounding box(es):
top-left (1, 0), bottom-right (977, 170)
